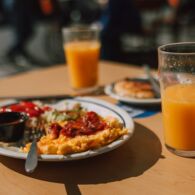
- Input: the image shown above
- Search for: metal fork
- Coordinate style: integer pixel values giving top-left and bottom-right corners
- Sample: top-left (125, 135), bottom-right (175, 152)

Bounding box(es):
top-left (24, 127), bottom-right (44, 173)
top-left (143, 65), bottom-right (161, 98)
top-left (25, 140), bottom-right (38, 173)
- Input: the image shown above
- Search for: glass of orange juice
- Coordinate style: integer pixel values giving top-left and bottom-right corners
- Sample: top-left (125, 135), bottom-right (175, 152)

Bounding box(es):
top-left (158, 42), bottom-right (195, 157)
top-left (62, 25), bottom-right (101, 91)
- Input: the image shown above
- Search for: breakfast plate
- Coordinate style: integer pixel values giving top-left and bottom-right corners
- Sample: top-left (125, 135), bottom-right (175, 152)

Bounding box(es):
top-left (0, 97), bottom-right (134, 161)
top-left (104, 78), bottom-right (161, 105)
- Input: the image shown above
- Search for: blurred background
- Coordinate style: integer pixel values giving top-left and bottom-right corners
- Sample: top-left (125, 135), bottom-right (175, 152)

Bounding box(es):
top-left (0, 0), bottom-right (194, 78)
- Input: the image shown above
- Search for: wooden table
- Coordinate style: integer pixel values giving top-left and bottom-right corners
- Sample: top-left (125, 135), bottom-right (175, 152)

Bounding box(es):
top-left (0, 61), bottom-right (194, 195)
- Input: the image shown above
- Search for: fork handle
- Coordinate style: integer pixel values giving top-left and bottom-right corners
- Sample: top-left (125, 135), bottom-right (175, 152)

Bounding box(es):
top-left (25, 140), bottom-right (38, 173)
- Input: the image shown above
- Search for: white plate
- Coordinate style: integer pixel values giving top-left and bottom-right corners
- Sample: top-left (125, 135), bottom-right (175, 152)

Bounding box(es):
top-left (0, 97), bottom-right (134, 161)
top-left (104, 79), bottom-right (161, 105)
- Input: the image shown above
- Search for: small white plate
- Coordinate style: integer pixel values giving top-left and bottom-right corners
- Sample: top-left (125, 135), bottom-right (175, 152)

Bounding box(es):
top-left (104, 78), bottom-right (161, 105)
top-left (0, 97), bottom-right (134, 161)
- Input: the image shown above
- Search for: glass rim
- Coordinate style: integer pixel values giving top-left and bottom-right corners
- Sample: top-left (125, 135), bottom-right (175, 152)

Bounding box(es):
top-left (158, 42), bottom-right (195, 55)
top-left (62, 25), bottom-right (101, 34)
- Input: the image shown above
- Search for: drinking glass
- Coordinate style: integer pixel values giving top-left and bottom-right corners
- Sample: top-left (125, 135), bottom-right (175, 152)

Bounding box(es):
top-left (158, 42), bottom-right (195, 157)
top-left (62, 25), bottom-right (100, 91)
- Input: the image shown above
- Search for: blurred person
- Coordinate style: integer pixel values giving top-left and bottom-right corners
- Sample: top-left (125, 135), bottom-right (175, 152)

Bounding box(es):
top-left (164, 0), bottom-right (195, 42)
top-left (58, 0), bottom-right (101, 26)
top-left (170, 0), bottom-right (195, 23)
top-left (100, 0), bottom-right (143, 62)
top-left (42, 0), bottom-right (101, 64)
top-left (2, 0), bottom-right (40, 67)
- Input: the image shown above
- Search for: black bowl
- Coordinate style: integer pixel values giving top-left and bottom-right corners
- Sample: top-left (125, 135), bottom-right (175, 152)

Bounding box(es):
top-left (0, 112), bottom-right (28, 142)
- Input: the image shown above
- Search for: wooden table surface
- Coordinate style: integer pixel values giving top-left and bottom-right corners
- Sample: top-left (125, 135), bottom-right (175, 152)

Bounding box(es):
top-left (0, 61), bottom-right (194, 195)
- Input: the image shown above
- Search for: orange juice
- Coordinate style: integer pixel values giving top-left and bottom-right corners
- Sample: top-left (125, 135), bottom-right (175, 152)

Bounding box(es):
top-left (64, 41), bottom-right (100, 89)
top-left (162, 84), bottom-right (195, 150)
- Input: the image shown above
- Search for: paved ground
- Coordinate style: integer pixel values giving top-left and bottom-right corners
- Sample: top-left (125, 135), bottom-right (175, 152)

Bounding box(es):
top-left (0, 23), bottom-right (59, 78)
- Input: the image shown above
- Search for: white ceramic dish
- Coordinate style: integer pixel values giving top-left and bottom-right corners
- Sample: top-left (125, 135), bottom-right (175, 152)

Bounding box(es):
top-left (104, 78), bottom-right (161, 105)
top-left (0, 97), bottom-right (134, 161)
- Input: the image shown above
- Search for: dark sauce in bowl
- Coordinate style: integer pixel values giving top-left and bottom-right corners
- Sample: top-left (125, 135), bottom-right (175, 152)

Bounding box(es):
top-left (0, 112), bottom-right (28, 142)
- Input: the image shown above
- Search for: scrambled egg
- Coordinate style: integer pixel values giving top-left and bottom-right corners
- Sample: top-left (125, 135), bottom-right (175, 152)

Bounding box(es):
top-left (23, 127), bottom-right (128, 155)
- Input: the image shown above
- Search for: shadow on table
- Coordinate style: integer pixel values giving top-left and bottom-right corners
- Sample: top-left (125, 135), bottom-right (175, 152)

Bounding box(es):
top-left (0, 122), bottom-right (162, 195)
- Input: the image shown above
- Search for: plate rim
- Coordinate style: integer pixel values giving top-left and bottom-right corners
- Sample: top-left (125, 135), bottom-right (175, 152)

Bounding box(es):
top-left (0, 97), bottom-right (134, 161)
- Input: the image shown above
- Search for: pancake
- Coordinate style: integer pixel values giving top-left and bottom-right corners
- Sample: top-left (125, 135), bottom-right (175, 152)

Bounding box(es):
top-left (114, 79), bottom-right (155, 99)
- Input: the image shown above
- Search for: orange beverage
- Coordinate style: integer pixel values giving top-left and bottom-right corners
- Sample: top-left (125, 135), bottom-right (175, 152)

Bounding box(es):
top-left (162, 83), bottom-right (195, 150)
top-left (64, 41), bottom-right (100, 89)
